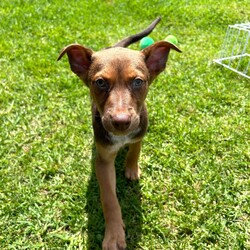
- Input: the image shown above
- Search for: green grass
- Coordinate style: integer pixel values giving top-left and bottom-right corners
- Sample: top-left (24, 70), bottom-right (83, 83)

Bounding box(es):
top-left (0, 0), bottom-right (249, 249)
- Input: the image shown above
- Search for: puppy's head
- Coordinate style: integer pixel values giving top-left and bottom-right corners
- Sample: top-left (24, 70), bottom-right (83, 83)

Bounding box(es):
top-left (58, 42), bottom-right (181, 135)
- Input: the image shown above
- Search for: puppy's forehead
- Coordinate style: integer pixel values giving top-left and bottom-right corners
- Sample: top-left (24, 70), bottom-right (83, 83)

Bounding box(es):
top-left (91, 47), bottom-right (147, 75)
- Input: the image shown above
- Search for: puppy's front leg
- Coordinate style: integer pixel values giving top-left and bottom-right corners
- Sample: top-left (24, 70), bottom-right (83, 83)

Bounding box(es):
top-left (95, 143), bottom-right (127, 250)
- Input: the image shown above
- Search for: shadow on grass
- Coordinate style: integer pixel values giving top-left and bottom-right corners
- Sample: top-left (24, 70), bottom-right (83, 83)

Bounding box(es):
top-left (85, 145), bottom-right (143, 249)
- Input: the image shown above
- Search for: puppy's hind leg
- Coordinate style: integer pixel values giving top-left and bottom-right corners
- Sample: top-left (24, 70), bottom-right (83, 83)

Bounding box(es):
top-left (125, 141), bottom-right (142, 181)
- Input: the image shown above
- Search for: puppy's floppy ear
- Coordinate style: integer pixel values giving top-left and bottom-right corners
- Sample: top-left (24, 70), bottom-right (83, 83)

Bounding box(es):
top-left (57, 44), bottom-right (94, 84)
top-left (142, 41), bottom-right (181, 82)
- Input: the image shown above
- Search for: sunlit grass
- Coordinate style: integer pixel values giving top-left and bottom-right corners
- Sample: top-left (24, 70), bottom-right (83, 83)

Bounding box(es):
top-left (0, 0), bottom-right (249, 249)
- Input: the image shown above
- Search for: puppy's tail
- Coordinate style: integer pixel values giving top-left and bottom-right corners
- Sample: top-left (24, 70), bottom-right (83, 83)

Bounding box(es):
top-left (113, 17), bottom-right (161, 48)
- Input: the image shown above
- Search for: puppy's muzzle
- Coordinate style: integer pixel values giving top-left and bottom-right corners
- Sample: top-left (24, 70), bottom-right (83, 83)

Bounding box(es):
top-left (111, 113), bottom-right (131, 131)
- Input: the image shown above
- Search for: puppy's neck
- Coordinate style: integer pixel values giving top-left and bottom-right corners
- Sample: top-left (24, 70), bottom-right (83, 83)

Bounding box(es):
top-left (109, 128), bottom-right (141, 143)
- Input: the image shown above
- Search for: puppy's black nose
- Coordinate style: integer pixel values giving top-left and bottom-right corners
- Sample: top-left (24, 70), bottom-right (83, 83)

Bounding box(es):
top-left (112, 114), bottom-right (131, 131)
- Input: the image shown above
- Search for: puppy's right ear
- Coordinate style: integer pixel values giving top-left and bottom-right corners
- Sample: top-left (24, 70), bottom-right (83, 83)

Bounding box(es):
top-left (57, 44), bottom-right (93, 83)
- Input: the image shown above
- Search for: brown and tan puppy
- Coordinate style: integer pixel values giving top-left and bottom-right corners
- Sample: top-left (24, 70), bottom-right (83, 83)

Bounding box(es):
top-left (58, 17), bottom-right (181, 250)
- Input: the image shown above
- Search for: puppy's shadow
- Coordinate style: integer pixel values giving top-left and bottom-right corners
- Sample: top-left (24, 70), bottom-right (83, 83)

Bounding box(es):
top-left (85, 145), bottom-right (142, 249)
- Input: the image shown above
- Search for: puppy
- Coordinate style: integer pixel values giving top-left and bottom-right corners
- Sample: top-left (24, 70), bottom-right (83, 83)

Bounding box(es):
top-left (58, 17), bottom-right (181, 250)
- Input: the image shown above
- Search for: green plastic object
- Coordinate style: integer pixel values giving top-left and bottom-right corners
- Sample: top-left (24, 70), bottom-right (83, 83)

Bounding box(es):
top-left (165, 35), bottom-right (178, 45)
top-left (139, 36), bottom-right (154, 50)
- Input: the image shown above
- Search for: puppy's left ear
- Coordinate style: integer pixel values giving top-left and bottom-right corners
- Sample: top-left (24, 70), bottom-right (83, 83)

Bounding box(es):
top-left (142, 41), bottom-right (181, 82)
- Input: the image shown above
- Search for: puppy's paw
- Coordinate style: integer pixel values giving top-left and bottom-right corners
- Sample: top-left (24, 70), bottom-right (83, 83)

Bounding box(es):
top-left (125, 165), bottom-right (141, 180)
top-left (102, 224), bottom-right (127, 250)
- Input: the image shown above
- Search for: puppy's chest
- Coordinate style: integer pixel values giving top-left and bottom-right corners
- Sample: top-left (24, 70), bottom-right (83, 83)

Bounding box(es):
top-left (109, 128), bottom-right (141, 151)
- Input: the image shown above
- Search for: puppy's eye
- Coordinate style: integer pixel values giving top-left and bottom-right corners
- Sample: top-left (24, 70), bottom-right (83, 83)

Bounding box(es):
top-left (95, 78), bottom-right (108, 90)
top-left (132, 78), bottom-right (144, 88)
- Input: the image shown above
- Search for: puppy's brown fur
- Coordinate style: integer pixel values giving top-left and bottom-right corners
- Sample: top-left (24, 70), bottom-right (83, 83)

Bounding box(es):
top-left (58, 18), bottom-right (181, 250)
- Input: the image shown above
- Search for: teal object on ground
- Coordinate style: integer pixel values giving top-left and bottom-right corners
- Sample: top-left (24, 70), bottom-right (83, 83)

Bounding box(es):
top-left (139, 37), bottom-right (154, 50)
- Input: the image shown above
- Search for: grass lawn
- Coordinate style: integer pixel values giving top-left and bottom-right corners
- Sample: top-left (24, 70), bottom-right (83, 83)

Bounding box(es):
top-left (0, 0), bottom-right (249, 249)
